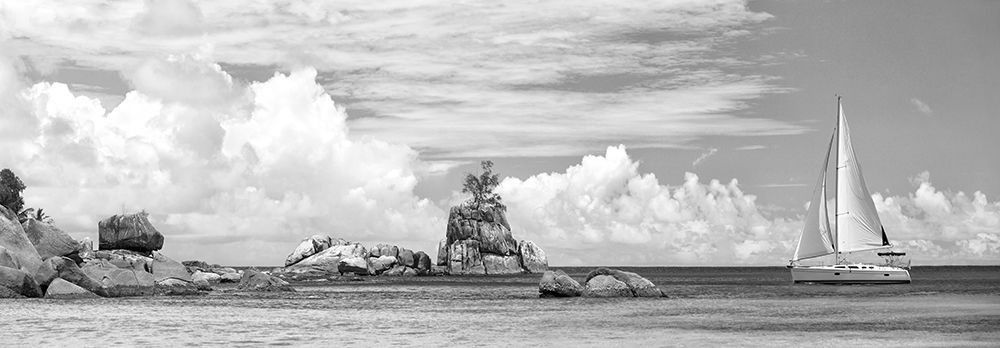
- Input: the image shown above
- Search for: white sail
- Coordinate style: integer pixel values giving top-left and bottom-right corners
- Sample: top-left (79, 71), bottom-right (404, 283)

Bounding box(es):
top-left (835, 101), bottom-right (888, 253)
top-left (793, 132), bottom-right (835, 261)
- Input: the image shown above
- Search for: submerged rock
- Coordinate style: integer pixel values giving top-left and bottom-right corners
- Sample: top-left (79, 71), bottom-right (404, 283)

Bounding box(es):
top-left (98, 212), bottom-right (164, 252)
top-left (237, 270), bottom-right (294, 292)
top-left (538, 270), bottom-right (583, 297)
top-left (45, 278), bottom-right (100, 299)
top-left (584, 268), bottom-right (665, 298)
top-left (583, 275), bottom-right (632, 298)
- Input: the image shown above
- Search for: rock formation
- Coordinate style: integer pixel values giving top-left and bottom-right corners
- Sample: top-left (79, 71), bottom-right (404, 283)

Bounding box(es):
top-left (279, 237), bottom-right (431, 278)
top-left (0, 206), bottom-right (45, 284)
top-left (43, 278), bottom-right (99, 299)
top-left (438, 203), bottom-right (548, 275)
top-left (537, 268), bottom-right (666, 298)
top-left (22, 219), bottom-right (81, 260)
top-left (98, 212), bottom-right (164, 252)
top-left (238, 270), bottom-right (294, 292)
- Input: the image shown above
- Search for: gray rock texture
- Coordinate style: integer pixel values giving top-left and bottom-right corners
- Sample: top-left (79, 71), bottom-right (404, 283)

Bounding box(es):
top-left (98, 212), bottom-right (164, 252)
top-left (538, 270), bottom-right (583, 297)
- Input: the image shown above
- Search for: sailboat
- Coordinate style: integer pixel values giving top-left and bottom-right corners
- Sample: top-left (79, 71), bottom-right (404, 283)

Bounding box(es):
top-left (789, 97), bottom-right (911, 284)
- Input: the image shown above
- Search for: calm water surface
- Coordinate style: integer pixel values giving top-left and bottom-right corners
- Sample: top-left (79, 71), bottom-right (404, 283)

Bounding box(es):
top-left (2, 266), bottom-right (998, 347)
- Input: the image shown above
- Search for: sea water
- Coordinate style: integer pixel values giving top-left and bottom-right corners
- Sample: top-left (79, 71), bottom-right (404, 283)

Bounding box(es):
top-left (2, 266), bottom-right (998, 347)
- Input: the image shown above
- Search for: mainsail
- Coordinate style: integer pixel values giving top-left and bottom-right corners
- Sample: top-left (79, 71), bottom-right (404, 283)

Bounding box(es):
top-left (835, 101), bottom-right (889, 253)
top-left (793, 132), bottom-right (836, 261)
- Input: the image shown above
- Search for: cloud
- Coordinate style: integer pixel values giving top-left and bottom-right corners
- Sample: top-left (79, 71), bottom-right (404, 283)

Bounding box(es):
top-left (4, 61), bottom-right (445, 265)
top-left (692, 148), bottom-right (718, 167)
top-left (497, 147), bottom-right (1000, 265)
top-left (1, 0), bottom-right (807, 159)
top-left (126, 54), bottom-right (247, 107)
top-left (910, 97), bottom-right (933, 115)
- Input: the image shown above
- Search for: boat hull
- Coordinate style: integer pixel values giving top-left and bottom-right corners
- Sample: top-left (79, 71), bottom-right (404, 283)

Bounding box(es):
top-left (790, 264), bottom-right (910, 284)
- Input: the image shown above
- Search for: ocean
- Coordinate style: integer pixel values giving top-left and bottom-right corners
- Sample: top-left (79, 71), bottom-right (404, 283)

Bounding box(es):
top-left (2, 266), bottom-right (998, 347)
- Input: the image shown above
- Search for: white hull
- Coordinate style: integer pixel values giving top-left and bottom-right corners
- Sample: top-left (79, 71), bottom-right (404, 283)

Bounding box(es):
top-left (790, 264), bottom-right (910, 284)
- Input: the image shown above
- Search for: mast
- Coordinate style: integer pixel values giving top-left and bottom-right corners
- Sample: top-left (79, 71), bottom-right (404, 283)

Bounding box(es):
top-left (834, 95), bottom-right (840, 263)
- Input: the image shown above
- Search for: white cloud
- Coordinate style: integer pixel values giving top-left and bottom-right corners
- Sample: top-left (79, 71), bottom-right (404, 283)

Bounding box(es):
top-left (910, 97), bottom-right (933, 115)
top-left (1, 0), bottom-right (806, 159)
top-left (4, 60), bottom-right (445, 265)
top-left (692, 147), bottom-right (718, 167)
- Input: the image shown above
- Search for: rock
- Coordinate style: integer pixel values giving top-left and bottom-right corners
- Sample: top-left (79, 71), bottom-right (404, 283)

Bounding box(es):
top-left (33, 259), bottom-right (57, 287)
top-left (290, 243), bottom-right (367, 273)
top-left (193, 270), bottom-right (222, 284)
top-left (21, 219), bottom-right (80, 260)
top-left (369, 247), bottom-right (381, 257)
top-left (44, 256), bottom-right (108, 297)
top-left (369, 255), bottom-right (396, 274)
top-left (396, 248), bottom-right (415, 268)
top-left (98, 212), bottom-right (164, 252)
top-left (220, 271), bottom-right (242, 283)
top-left (93, 249), bottom-right (153, 273)
top-left (482, 254), bottom-right (523, 275)
top-left (448, 240), bottom-right (485, 275)
top-left (436, 239), bottom-right (448, 266)
top-left (45, 278), bottom-right (100, 299)
top-left (379, 244), bottom-right (399, 259)
top-left (383, 265), bottom-right (418, 277)
top-left (415, 251), bottom-right (431, 272)
top-left (0, 245), bottom-right (20, 269)
top-left (151, 251), bottom-right (192, 282)
top-left (583, 275), bottom-right (632, 298)
top-left (478, 223), bottom-right (517, 255)
top-left (0, 286), bottom-right (23, 298)
top-left (182, 260), bottom-right (211, 270)
top-left (285, 234), bottom-right (333, 267)
top-left (0, 205), bottom-right (44, 280)
top-left (237, 270), bottom-right (294, 292)
top-left (211, 267), bottom-right (238, 275)
top-left (337, 256), bottom-right (372, 275)
top-left (584, 268), bottom-right (664, 297)
top-left (0, 265), bottom-right (42, 298)
top-left (518, 240), bottom-right (549, 273)
top-left (539, 270), bottom-right (583, 297)
top-left (78, 238), bottom-right (95, 260)
top-left (402, 266), bottom-right (418, 276)
top-left (156, 278), bottom-right (199, 295)
top-left (81, 259), bottom-right (155, 297)
top-left (192, 277), bottom-right (212, 291)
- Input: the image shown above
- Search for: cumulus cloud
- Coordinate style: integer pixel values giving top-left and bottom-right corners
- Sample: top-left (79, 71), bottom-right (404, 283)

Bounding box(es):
top-left (4, 61), bottom-right (444, 265)
top-left (910, 97), bottom-right (933, 115)
top-left (126, 54), bottom-right (247, 107)
top-left (497, 148), bottom-right (1000, 265)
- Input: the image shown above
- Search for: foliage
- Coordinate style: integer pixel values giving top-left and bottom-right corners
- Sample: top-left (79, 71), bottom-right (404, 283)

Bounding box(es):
top-left (462, 160), bottom-right (505, 211)
top-left (0, 168), bottom-right (26, 214)
top-left (18, 208), bottom-right (54, 224)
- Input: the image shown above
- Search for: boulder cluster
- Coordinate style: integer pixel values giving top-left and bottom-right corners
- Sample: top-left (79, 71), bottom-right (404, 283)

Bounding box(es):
top-left (0, 207), bottom-right (290, 299)
top-left (278, 235), bottom-right (433, 278)
top-left (183, 261), bottom-right (244, 290)
top-left (538, 267), bottom-right (666, 298)
top-left (437, 203), bottom-right (548, 275)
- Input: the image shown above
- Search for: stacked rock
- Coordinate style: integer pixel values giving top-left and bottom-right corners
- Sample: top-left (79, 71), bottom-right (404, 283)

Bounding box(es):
top-left (280, 235), bottom-right (433, 277)
top-left (437, 203), bottom-right (548, 275)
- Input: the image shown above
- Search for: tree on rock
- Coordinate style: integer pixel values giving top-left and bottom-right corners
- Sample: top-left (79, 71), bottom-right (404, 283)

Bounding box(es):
top-left (0, 169), bottom-right (25, 214)
top-left (462, 160), bottom-right (505, 211)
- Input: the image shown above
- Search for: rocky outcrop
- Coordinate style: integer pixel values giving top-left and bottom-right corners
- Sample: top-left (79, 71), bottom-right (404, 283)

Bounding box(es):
top-left (397, 248), bottom-right (415, 268)
top-left (337, 257), bottom-right (372, 275)
top-left (155, 278), bottom-right (199, 295)
top-left (369, 255), bottom-right (397, 274)
top-left (237, 270), bottom-right (294, 292)
top-left (288, 243), bottom-right (367, 273)
top-left (22, 219), bottom-right (80, 260)
top-left (439, 203), bottom-right (548, 275)
top-left (151, 252), bottom-right (191, 282)
top-left (44, 278), bottom-right (100, 299)
top-left (285, 235), bottom-right (335, 266)
top-left (0, 206), bottom-right (44, 281)
top-left (44, 256), bottom-right (108, 297)
top-left (538, 270), bottom-right (584, 297)
top-left (98, 212), bottom-right (164, 252)
top-left (81, 259), bottom-right (156, 297)
top-left (0, 265), bottom-right (42, 298)
top-left (583, 275), bottom-right (632, 297)
top-left (278, 237), bottom-right (435, 278)
top-left (415, 251), bottom-right (431, 273)
top-left (584, 268), bottom-right (664, 297)
top-left (193, 270), bottom-right (222, 284)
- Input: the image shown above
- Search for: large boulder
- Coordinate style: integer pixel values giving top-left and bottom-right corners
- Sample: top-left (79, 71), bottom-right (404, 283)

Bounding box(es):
top-left (45, 278), bottom-right (99, 299)
top-left (337, 257), bottom-right (372, 275)
top-left (518, 240), bottom-right (548, 273)
top-left (379, 244), bottom-right (399, 259)
top-left (219, 271), bottom-right (242, 283)
top-left (415, 251), bottom-right (431, 273)
top-left (478, 223), bottom-right (517, 255)
top-left (44, 256), bottom-right (108, 297)
top-left (0, 245), bottom-right (20, 269)
top-left (81, 259), bottom-right (155, 297)
top-left (583, 268), bottom-right (665, 298)
top-left (0, 265), bottom-right (42, 298)
top-left (21, 219), bottom-right (80, 260)
top-left (397, 248), bottom-right (415, 268)
top-left (436, 239), bottom-right (448, 266)
top-left (538, 270), bottom-right (583, 297)
top-left (151, 252), bottom-right (192, 282)
top-left (583, 275), bottom-right (632, 298)
top-left (285, 235), bottom-right (333, 267)
top-left (369, 255), bottom-right (397, 274)
top-left (237, 270), bottom-right (294, 292)
top-left (289, 243), bottom-right (367, 273)
top-left (98, 212), bottom-right (164, 252)
top-left (192, 270), bottom-right (222, 284)
top-left (155, 278), bottom-right (199, 295)
top-left (383, 265), bottom-right (418, 277)
top-left (482, 254), bottom-right (523, 275)
top-left (0, 206), bottom-right (44, 280)
top-left (448, 240), bottom-right (485, 275)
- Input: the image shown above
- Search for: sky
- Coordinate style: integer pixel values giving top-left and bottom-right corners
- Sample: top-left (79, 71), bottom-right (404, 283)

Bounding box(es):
top-left (0, 0), bottom-right (997, 266)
